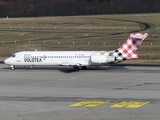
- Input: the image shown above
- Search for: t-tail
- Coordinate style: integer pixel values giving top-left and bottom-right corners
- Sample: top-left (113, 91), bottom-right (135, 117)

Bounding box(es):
top-left (114, 33), bottom-right (148, 62)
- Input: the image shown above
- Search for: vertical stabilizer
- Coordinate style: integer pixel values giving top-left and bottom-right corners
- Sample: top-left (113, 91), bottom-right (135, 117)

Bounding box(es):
top-left (114, 33), bottom-right (148, 61)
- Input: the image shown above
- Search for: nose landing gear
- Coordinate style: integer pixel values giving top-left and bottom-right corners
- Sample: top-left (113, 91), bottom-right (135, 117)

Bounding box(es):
top-left (11, 65), bottom-right (15, 70)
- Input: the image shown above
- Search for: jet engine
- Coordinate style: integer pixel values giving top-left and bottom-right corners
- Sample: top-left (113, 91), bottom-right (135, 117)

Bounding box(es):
top-left (91, 55), bottom-right (116, 63)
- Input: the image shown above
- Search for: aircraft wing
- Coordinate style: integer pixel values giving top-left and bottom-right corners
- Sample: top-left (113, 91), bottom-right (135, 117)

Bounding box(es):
top-left (60, 62), bottom-right (81, 66)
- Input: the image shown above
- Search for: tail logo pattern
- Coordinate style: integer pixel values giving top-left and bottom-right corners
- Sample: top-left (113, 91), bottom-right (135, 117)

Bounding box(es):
top-left (114, 33), bottom-right (148, 61)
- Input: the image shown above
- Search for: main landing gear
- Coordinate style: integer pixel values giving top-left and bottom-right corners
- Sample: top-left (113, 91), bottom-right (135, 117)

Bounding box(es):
top-left (81, 66), bottom-right (87, 70)
top-left (74, 66), bottom-right (87, 71)
top-left (74, 66), bottom-right (80, 71)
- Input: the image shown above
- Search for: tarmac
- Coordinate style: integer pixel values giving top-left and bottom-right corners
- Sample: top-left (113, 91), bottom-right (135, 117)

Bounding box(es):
top-left (0, 63), bottom-right (160, 120)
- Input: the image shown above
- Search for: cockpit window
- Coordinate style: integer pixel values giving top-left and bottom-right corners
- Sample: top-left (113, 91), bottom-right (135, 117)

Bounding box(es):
top-left (11, 54), bottom-right (16, 58)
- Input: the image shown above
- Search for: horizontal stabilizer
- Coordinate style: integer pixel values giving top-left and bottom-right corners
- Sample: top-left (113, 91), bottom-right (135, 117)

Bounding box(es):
top-left (130, 33), bottom-right (148, 40)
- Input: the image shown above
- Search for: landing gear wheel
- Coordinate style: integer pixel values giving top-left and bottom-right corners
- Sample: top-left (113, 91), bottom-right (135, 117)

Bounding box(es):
top-left (74, 67), bottom-right (79, 71)
top-left (82, 66), bottom-right (87, 70)
top-left (11, 66), bottom-right (15, 70)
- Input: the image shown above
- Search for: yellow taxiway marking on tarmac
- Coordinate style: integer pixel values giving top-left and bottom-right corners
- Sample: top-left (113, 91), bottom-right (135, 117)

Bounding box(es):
top-left (110, 101), bottom-right (149, 108)
top-left (70, 100), bottom-right (109, 107)
top-left (67, 101), bottom-right (108, 120)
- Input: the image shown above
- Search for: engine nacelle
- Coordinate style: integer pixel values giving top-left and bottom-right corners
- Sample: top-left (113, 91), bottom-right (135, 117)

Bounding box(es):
top-left (91, 55), bottom-right (116, 63)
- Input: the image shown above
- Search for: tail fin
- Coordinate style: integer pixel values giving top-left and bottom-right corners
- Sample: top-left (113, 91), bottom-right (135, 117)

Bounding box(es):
top-left (114, 33), bottom-right (148, 61)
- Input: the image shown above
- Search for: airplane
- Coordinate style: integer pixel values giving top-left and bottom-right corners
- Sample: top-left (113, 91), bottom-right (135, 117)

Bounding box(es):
top-left (4, 33), bottom-right (148, 71)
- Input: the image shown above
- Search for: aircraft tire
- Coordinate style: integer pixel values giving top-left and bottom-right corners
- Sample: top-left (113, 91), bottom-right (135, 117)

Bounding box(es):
top-left (11, 66), bottom-right (15, 70)
top-left (74, 67), bottom-right (79, 71)
top-left (82, 66), bottom-right (87, 70)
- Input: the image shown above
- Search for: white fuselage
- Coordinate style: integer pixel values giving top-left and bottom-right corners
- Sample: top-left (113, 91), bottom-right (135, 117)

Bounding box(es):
top-left (4, 51), bottom-right (116, 67)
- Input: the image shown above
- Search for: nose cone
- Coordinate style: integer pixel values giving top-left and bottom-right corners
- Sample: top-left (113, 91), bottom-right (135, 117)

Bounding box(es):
top-left (4, 58), bottom-right (10, 65)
